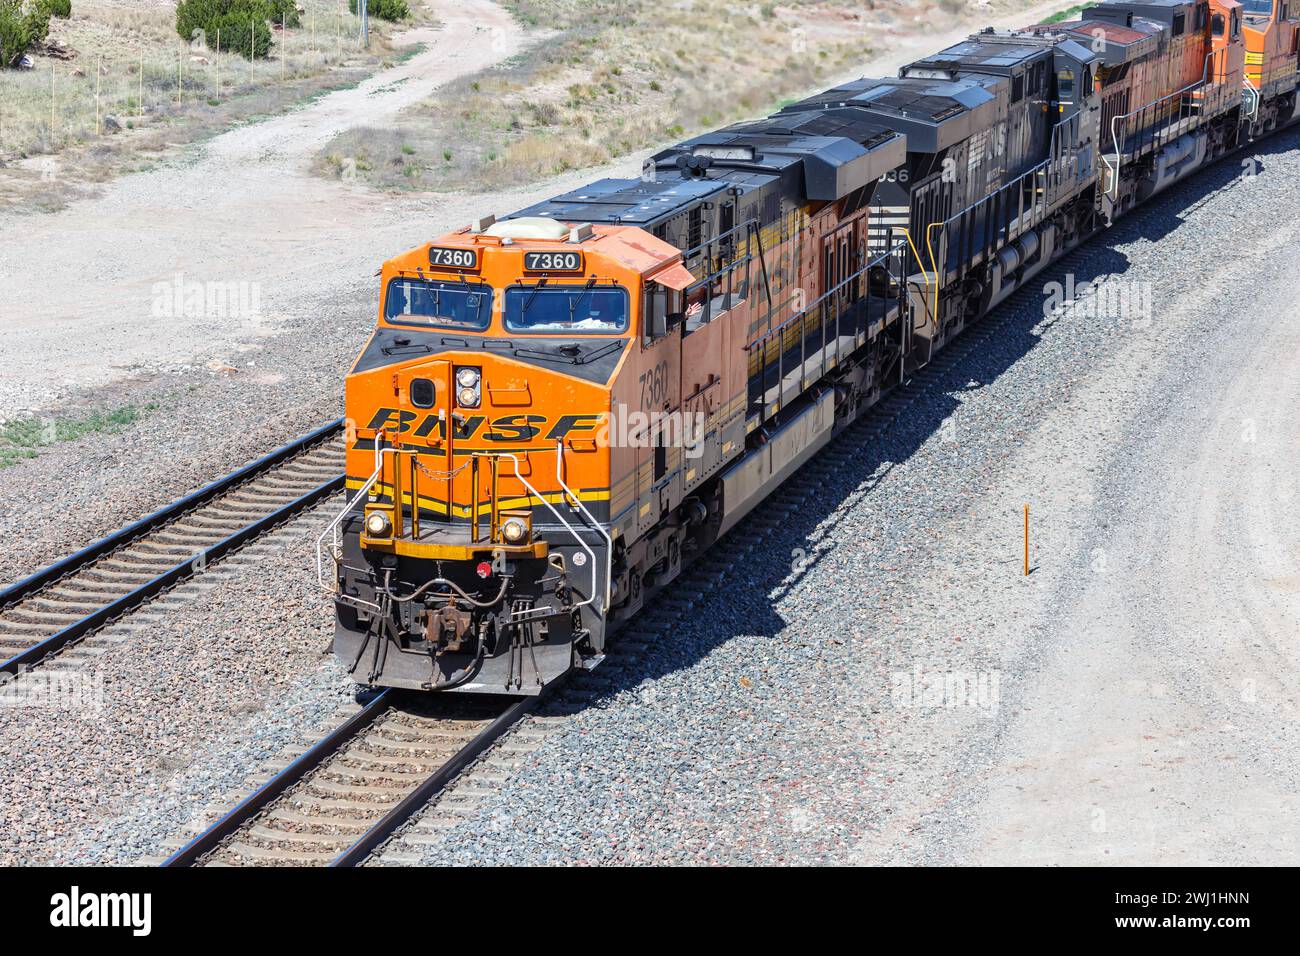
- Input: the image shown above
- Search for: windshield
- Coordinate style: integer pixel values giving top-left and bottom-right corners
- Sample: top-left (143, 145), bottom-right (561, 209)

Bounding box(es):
top-left (1239, 0), bottom-right (1272, 12)
top-left (384, 278), bottom-right (493, 331)
top-left (504, 285), bottom-right (629, 334)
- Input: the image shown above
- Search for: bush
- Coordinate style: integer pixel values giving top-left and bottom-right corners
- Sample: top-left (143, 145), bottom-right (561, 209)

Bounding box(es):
top-left (348, 0), bottom-right (409, 22)
top-left (175, 0), bottom-right (296, 59)
top-left (41, 0), bottom-right (69, 18)
top-left (0, 0), bottom-right (50, 68)
top-left (215, 13), bottom-right (272, 59)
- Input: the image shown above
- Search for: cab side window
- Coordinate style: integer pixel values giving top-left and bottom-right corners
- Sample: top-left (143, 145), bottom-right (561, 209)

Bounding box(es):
top-left (1057, 68), bottom-right (1075, 102)
top-left (643, 285), bottom-right (683, 343)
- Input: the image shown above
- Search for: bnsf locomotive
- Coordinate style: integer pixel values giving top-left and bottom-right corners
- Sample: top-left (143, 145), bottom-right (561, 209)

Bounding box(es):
top-left (321, 0), bottom-right (1300, 693)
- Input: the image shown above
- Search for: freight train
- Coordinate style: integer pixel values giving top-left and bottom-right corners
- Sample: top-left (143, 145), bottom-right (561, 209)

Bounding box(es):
top-left (319, 0), bottom-right (1300, 694)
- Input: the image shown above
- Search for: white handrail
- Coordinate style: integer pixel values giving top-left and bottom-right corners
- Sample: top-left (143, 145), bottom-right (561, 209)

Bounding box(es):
top-left (315, 444), bottom-right (398, 604)
top-left (1105, 49), bottom-right (1223, 198)
top-left (553, 441), bottom-right (614, 614)
top-left (317, 437), bottom-right (611, 627)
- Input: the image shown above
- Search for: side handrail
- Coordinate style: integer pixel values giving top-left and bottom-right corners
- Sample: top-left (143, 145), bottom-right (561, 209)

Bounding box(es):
top-left (316, 441), bottom-right (396, 603)
top-left (1105, 48), bottom-right (1225, 197)
top-left (743, 239), bottom-right (908, 352)
top-left (925, 110), bottom-right (1080, 289)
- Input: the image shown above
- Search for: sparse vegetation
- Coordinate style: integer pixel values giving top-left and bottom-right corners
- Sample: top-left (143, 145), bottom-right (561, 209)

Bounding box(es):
top-left (317, 0), bottom-right (1020, 193)
top-left (176, 0), bottom-right (304, 59)
top-left (0, 0), bottom-right (423, 206)
top-left (316, 0), bottom-right (860, 190)
top-left (0, 404), bottom-right (155, 468)
top-left (1042, 3), bottom-right (1089, 23)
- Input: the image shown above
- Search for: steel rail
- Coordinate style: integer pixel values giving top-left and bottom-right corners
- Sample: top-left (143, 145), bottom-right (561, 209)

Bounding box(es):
top-left (0, 418), bottom-right (344, 610)
top-left (161, 693), bottom-right (535, 868)
top-left (1, 476), bottom-right (345, 676)
top-left (0, 418), bottom-right (345, 676)
top-left (161, 689), bottom-right (395, 866)
top-left (330, 695), bottom-right (537, 867)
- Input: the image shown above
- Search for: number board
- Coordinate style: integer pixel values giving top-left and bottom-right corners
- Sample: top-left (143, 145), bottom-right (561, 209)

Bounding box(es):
top-left (523, 251), bottom-right (584, 273)
top-left (428, 247), bottom-right (479, 270)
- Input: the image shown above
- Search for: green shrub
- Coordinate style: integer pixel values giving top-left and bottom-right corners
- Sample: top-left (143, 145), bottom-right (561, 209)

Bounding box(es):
top-left (348, 0), bottom-right (410, 22)
top-left (0, 0), bottom-right (50, 68)
top-left (215, 13), bottom-right (272, 59)
top-left (175, 0), bottom-right (296, 59)
top-left (41, 0), bottom-right (69, 18)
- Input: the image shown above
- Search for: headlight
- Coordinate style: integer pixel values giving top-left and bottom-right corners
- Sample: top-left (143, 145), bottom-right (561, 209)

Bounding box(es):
top-left (364, 511), bottom-right (392, 537)
top-left (455, 367), bottom-right (481, 408)
top-left (500, 517), bottom-right (528, 544)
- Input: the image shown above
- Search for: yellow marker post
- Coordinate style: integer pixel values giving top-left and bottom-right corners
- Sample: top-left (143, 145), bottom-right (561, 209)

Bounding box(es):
top-left (1023, 504), bottom-right (1030, 576)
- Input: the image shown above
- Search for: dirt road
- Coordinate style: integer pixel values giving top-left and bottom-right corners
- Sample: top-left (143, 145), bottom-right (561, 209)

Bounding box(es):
top-left (956, 224), bottom-right (1300, 865)
top-left (0, 0), bottom-right (530, 413)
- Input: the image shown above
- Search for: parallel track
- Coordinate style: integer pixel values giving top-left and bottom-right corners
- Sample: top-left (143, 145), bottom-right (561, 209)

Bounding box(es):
top-left (0, 420), bottom-right (345, 675)
top-left (163, 693), bottom-right (534, 867)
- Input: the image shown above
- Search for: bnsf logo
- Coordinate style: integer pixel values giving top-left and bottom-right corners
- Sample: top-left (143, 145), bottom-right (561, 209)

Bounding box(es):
top-left (365, 408), bottom-right (602, 443)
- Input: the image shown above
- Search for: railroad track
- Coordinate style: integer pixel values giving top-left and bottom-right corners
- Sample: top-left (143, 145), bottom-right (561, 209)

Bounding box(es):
top-left (0, 419), bottom-right (346, 676)
top-left (162, 692), bottom-right (535, 867)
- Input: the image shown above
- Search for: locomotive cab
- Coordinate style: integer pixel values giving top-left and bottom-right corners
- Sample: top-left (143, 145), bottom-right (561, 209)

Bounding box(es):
top-left (326, 217), bottom-right (685, 694)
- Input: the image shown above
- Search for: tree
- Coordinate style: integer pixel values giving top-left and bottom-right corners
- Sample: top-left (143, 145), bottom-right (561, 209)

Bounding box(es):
top-left (0, 0), bottom-right (51, 69)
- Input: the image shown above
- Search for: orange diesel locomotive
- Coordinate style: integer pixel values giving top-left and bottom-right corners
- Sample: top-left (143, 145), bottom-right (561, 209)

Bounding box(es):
top-left (324, 0), bottom-right (1300, 694)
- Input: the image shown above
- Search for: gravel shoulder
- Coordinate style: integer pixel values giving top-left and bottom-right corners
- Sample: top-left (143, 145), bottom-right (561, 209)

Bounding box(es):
top-left (0, 502), bottom-right (355, 866)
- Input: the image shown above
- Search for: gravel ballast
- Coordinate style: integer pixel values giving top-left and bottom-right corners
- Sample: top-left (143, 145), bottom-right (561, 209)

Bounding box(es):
top-left (0, 506), bottom-right (356, 865)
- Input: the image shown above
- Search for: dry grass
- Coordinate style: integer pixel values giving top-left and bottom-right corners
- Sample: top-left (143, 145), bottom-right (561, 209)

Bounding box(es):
top-left (0, 0), bottom-right (425, 208)
top-left (315, 0), bottom-right (1024, 193)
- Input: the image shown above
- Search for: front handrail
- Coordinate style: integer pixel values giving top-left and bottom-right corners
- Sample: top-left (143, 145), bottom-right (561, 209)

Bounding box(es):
top-left (316, 442), bottom-right (397, 605)
top-left (315, 438), bottom-right (610, 624)
top-left (1243, 76), bottom-right (1261, 121)
top-left (552, 442), bottom-right (613, 615)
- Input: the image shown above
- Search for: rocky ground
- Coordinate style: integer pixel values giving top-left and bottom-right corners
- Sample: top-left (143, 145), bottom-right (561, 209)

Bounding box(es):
top-left (2, 0), bottom-right (1295, 867)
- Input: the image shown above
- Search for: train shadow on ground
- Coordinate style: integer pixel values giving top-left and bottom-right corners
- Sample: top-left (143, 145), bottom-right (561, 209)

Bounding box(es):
top-left (553, 121), bottom-right (1300, 711)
